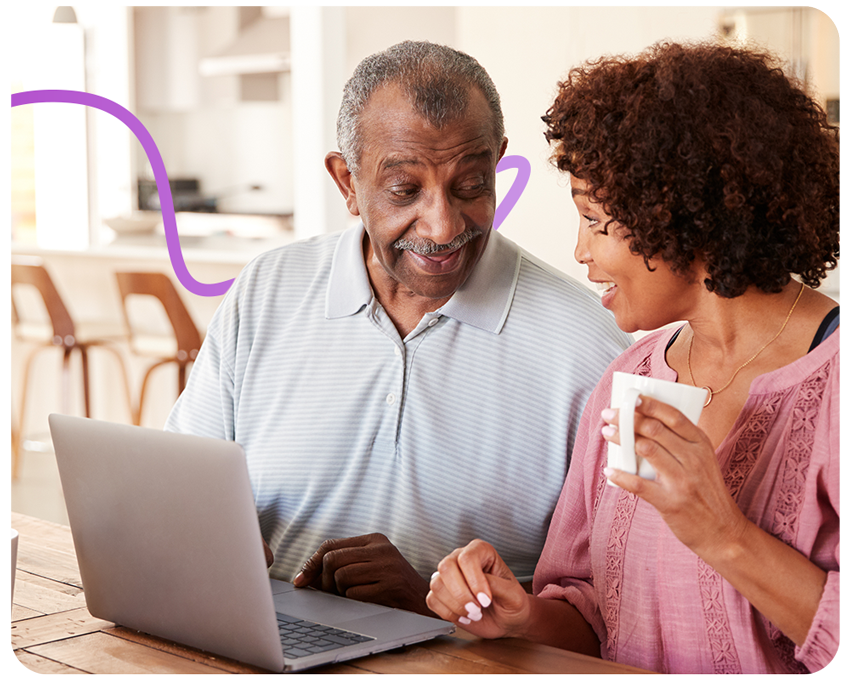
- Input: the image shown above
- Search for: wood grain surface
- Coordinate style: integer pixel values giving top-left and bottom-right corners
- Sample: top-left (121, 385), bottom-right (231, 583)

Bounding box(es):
top-left (11, 512), bottom-right (651, 674)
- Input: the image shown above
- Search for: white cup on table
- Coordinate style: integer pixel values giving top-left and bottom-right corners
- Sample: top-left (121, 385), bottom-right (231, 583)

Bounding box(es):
top-left (608, 372), bottom-right (708, 484)
top-left (12, 529), bottom-right (19, 607)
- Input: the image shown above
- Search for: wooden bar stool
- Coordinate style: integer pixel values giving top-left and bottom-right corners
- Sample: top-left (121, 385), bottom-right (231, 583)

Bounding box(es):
top-left (115, 271), bottom-right (203, 426)
top-left (11, 259), bottom-right (132, 478)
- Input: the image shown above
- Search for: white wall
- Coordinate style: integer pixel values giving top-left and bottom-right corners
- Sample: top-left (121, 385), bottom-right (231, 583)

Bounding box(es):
top-left (344, 6), bottom-right (457, 74)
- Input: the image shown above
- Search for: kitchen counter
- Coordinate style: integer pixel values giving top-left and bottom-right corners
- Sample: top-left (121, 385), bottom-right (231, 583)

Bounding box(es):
top-left (14, 233), bottom-right (296, 265)
top-left (14, 211), bottom-right (298, 265)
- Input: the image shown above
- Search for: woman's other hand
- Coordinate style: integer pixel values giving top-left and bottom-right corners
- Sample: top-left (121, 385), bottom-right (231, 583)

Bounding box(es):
top-left (426, 539), bottom-right (531, 639)
top-left (600, 395), bottom-right (749, 557)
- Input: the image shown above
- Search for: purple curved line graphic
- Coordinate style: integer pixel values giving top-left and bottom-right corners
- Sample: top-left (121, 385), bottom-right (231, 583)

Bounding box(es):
top-left (11, 89), bottom-right (234, 297)
top-left (494, 155), bottom-right (531, 230)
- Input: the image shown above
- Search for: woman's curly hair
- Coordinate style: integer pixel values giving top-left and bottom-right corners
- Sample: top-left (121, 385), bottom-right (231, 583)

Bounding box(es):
top-left (543, 41), bottom-right (839, 297)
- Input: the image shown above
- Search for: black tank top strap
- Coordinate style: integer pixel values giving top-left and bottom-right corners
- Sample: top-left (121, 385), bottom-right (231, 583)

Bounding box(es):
top-left (808, 306), bottom-right (840, 352)
top-left (665, 325), bottom-right (685, 352)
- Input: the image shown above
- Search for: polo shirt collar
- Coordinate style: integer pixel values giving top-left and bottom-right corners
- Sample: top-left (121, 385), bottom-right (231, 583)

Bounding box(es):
top-left (326, 223), bottom-right (373, 319)
top-left (326, 223), bottom-right (521, 335)
top-left (439, 228), bottom-right (520, 334)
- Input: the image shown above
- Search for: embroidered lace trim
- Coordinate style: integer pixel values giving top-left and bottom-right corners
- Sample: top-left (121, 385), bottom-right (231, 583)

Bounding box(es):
top-left (603, 492), bottom-right (639, 659)
top-left (601, 354), bottom-right (651, 659)
top-left (697, 559), bottom-right (744, 673)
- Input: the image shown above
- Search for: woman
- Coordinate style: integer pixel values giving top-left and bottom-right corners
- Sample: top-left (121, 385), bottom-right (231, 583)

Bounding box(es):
top-left (426, 42), bottom-right (839, 673)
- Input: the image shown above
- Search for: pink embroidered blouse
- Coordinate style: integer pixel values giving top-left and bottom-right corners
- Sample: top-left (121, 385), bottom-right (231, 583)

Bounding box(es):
top-left (534, 325), bottom-right (839, 673)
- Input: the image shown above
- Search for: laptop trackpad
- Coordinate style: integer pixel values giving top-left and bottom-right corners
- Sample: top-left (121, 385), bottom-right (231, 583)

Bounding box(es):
top-left (271, 581), bottom-right (392, 626)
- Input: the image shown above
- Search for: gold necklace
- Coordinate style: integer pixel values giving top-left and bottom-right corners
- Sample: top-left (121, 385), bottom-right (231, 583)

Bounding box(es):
top-left (687, 283), bottom-right (804, 406)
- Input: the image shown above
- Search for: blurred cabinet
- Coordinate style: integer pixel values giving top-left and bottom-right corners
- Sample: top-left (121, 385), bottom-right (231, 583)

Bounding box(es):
top-left (134, 7), bottom-right (202, 112)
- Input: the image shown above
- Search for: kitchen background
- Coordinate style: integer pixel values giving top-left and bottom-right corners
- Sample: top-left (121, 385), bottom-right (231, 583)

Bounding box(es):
top-left (9, 5), bottom-right (841, 525)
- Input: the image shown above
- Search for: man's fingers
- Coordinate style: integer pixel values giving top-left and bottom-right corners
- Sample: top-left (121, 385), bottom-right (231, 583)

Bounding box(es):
top-left (293, 538), bottom-right (339, 587)
top-left (262, 537), bottom-right (274, 569)
top-left (294, 540), bottom-right (390, 592)
top-left (326, 552), bottom-right (380, 594)
top-left (295, 534), bottom-right (395, 587)
top-left (344, 582), bottom-right (384, 603)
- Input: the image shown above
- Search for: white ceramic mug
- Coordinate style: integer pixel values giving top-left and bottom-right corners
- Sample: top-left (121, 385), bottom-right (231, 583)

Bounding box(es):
top-left (608, 372), bottom-right (708, 483)
top-left (12, 529), bottom-right (19, 607)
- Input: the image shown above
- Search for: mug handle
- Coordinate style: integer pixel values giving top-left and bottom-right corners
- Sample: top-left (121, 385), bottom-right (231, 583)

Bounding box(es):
top-left (618, 387), bottom-right (641, 476)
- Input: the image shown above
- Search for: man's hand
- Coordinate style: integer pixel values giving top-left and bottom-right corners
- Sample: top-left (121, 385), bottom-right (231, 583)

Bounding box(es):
top-left (262, 536), bottom-right (274, 568)
top-left (292, 533), bottom-right (433, 617)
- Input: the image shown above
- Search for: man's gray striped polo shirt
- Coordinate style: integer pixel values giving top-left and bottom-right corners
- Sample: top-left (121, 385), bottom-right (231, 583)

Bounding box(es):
top-left (166, 224), bottom-right (631, 583)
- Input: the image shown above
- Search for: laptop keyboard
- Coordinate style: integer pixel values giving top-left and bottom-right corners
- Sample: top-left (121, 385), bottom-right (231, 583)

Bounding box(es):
top-left (276, 612), bottom-right (375, 658)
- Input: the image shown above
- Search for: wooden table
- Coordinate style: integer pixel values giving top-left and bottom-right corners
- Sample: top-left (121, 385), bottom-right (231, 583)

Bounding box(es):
top-left (11, 513), bottom-right (650, 674)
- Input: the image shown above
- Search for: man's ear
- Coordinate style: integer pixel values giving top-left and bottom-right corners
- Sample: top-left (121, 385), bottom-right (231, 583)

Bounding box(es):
top-left (325, 152), bottom-right (360, 216)
top-left (498, 136), bottom-right (509, 163)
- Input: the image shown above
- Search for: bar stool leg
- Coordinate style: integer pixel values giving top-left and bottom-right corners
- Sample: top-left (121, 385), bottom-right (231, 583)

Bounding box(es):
top-left (136, 358), bottom-right (174, 427)
top-left (178, 363), bottom-right (187, 394)
top-left (61, 348), bottom-right (74, 416)
top-left (14, 346), bottom-right (44, 479)
top-left (80, 346), bottom-right (92, 418)
top-left (11, 412), bottom-right (20, 479)
top-left (96, 344), bottom-right (134, 424)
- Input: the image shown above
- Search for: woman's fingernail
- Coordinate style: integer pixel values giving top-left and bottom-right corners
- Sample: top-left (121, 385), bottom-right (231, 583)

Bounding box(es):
top-left (477, 592), bottom-right (491, 608)
top-left (431, 571), bottom-right (439, 581)
top-left (603, 467), bottom-right (616, 478)
top-left (464, 602), bottom-right (482, 620)
top-left (601, 408), bottom-right (616, 421)
top-left (459, 616), bottom-right (471, 625)
top-left (635, 396), bottom-right (643, 407)
top-left (601, 425), bottom-right (617, 437)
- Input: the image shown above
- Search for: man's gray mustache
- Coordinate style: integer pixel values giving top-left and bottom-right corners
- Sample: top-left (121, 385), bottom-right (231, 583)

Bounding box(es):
top-left (394, 229), bottom-right (482, 256)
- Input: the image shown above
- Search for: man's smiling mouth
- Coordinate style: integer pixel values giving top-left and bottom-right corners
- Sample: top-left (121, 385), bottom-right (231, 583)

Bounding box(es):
top-left (407, 246), bottom-right (465, 272)
top-left (394, 229), bottom-right (481, 256)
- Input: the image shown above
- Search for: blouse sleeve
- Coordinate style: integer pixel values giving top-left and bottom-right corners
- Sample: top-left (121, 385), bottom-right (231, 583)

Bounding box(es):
top-left (795, 356), bottom-right (840, 671)
top-left (533, 375), bottom-right (613, 650)
top-left (796, 570), bottom-right (839, 671)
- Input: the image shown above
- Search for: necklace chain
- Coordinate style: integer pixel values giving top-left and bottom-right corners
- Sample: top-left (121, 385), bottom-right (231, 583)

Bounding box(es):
top-left (687, 283), bottom-right (804, 407)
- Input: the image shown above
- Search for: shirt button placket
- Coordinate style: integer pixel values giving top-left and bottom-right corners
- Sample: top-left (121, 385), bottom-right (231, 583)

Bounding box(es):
top-left (387, 342), bottom-right (401, 407)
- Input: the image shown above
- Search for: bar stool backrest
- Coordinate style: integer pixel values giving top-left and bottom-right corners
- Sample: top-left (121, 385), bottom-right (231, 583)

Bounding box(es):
top-left (115, 272), bottom-right (202, 360)
top-left (11, 261), bottom-right (77, 347)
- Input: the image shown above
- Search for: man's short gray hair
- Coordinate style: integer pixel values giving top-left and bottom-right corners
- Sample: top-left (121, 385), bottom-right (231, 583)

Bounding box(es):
top-left (337, 41), bottom-right (505, 175)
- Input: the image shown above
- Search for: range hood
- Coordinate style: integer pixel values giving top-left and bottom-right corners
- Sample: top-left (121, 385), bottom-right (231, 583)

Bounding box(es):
top-left (199, 14), bottom-right (290, 77)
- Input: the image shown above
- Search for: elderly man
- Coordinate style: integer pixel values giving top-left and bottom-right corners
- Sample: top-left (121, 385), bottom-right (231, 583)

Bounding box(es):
top-left (166, 41), bottom-right (630, 617)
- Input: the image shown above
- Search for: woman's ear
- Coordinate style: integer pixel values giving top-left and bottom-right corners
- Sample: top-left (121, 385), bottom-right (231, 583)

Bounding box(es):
top-left (325, 152), bottom-right (360, 216)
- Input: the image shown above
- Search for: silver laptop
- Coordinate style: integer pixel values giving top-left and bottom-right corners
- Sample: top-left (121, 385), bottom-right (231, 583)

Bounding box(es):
top-left (48, 414), bottom-right (454, 672)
